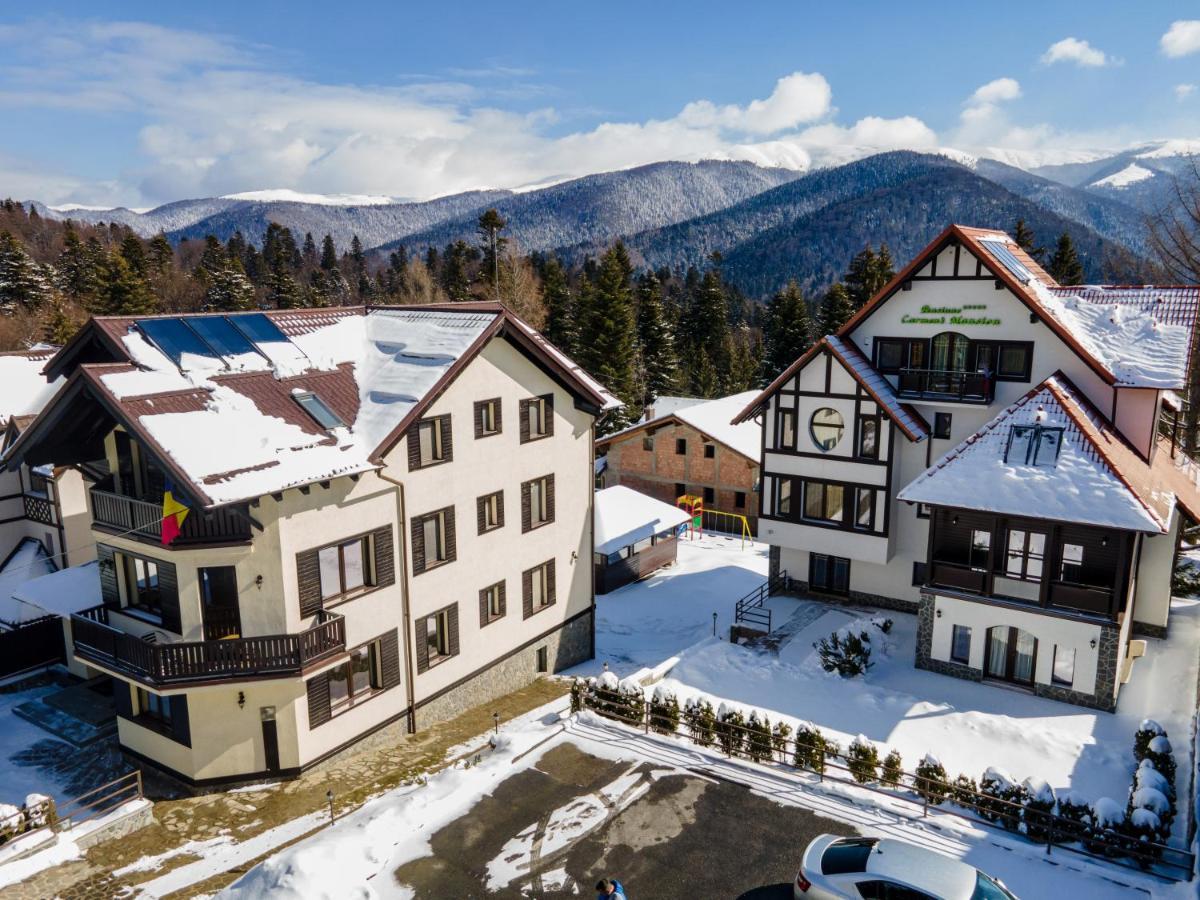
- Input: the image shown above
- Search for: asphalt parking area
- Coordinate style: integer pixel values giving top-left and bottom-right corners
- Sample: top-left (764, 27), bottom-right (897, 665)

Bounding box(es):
top-left (393, 741), bottom-right (855, 899)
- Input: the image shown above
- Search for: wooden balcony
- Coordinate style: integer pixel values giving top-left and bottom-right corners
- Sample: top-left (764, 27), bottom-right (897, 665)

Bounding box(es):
top-left (70, 605), bottom-right (345, 686)
top-left (929, 560), bottom-right (988, 593)
top-left (897, 369), bottom-right (994, 404)
top-left (90, 488), bottom-right (251, 547)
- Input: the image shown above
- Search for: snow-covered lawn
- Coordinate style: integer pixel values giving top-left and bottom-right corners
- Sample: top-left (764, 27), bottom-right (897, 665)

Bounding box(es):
top-left (576, 533), bottom-right (768, 677)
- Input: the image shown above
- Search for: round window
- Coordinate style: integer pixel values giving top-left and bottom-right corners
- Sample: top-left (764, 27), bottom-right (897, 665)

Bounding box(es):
top-left (810, 408), bottom-right (844, 452)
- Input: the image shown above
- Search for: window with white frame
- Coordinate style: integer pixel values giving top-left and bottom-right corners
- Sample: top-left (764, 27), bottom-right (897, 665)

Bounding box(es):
top-left (1052, 645), bottom-right (1075, 687)
top-left (1005, 529), bottom-right (1045, 581)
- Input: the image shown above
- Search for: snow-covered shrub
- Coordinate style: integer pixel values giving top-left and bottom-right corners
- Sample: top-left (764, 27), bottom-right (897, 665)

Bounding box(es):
top-left (1053, 792), bottom-right (1092, 845)
top-left (1143, 734), bottom-right (1176, 787)
top-left (22, 794), bottom-right (55, 830)
top-left (569, 677), bottom-right (585, 713)
top-left (1132, 759), bottom-right (1175, 832)
top-left (771, 720), bottom-right (793, 763)
top-left (1171, 557), bottom-right (1200, 597)
top-left (881, 750), bottom-right (903, 788)
top-left (0, 804), bottom-right (20, 843)
top-left (1124, 808), bottom-right (1165, 868)
top-left (588, 673), bottom-right (645, 724)
top-left (913, 754), bottom-right (949, 805)
top-left (871, 616), bottom-right (894, 635)
top-left (648, 685), bottom-right (681, 736)
top-left (746, 711), bottom-right (774, 763)
top-left (1133, 719), bottom-right (1167, 763)
top-left (793, 722), bottom-right (830, 774)
top-left (716, 704), bottom-right (746, 757)
top-left (683, 697), bottom-right (716, 747)
top-left (978, 768), bottom-right (1027, 832)
top-left (1083, 797), bottom-right (1126, 857)
top-left (950, 774), bottom-right (981, 814)
top-left (1021, 778), bottom-right (1056, 843)
top-left (814, 628), bottom-right (872, 677)
top-left (847, 735), bottom-right (880, 784)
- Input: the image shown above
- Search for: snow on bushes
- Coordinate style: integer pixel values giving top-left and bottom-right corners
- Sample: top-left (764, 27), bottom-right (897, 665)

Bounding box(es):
top-left (683, 696), bottom-right (716, 746)
top-left (881, 749), bottom-right (903, 788)
top-left (0, 804), bottom-right (20, 843)
top-left (1021, 777), bottom-right (1056, 842)
top-left (847, 735), bottom-right (880, 784)
top-left (1133, 719), bottom-right (1166, 759)
top-left (771, 721), bottom-right (793, 763)
top-left (951, 774), bottom-right (980, 813)
top-left (715, 704), bottom-right (746, 757)
top-left (812, 616), bottom-right (892, 677)
top-left (746, 710), bottom-right (774, 763)
top-left (1144, 735), bottom-right (1176, 786)
top-left (1053, 792), bottom-right (1092, 844)
top-left (648, 685), bottom-right (681, 735)
top-left (586, 672), bottom-right (645, 723)
top-left (793, 722), bottom-right (830, 774)
top-left (978, 768), bottom-right (1026, 832)
top-left (1083, 797), bottom-right (1126, 856)
top-left (914, 754), bottom-right (949, 804)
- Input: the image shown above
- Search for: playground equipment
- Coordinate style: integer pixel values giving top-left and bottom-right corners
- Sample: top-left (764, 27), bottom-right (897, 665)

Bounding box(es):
top-left (676, 495), bottom-right (754, 548)
top-left (676, 494), bottom-right (704, 539)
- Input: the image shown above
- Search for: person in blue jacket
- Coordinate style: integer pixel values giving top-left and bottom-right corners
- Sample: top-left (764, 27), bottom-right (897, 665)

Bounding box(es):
top-left (595, 877), bottom-right (627, 898)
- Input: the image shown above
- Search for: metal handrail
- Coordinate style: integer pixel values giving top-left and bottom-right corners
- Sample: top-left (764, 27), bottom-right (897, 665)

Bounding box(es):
top-left (2, 770), bottom-right (144, 850)
top-left (733, 571), bottom-right (787, 635)
top-left (897, 368), bottom-right (995, 403)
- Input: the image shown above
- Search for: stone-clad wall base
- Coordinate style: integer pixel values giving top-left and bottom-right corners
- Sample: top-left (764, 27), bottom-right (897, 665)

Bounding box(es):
top-left (784, 577), bottom-right (919, 615)
top-left (414, 611), bottom-right (592, 731)
top-left (768, 545), bottom-right (781, 582)
top-left (1132, 621), bottom-right (1168, 639)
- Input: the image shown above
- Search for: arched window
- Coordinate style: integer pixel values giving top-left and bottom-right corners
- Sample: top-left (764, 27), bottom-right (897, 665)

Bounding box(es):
top-left (931, 331), bottom-right (970, 372)
top-left (809, 408), bottom-right (844, 452)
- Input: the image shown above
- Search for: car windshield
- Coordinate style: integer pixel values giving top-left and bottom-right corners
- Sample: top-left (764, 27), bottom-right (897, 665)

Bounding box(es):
top-left (821, 838), bottom-right (879, 875)
top-left (971, 871), bottom-right (1017, 900)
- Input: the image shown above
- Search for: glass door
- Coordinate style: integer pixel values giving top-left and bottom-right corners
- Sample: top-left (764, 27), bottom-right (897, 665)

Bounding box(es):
top-left (985, 626), bottom-right (1038, 685)
top-left (1012, 630), bottom-right (1037, 684)
top-left (985, 627), bottom-right (1009, 679)
top-left (200, 566), bottom-right (241, 640)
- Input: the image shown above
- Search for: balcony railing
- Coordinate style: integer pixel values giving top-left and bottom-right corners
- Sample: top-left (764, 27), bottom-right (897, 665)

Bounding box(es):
top-left (929, 560), bottom-right (989, 593)
top-left (70, 605), bottom-right (345, 686)
top-left (927, 562), bottom-right (1116, 619)
top-left (90, 487), bottom-right (251, 546)
top-left (897, 369), bottom-right (994, 404)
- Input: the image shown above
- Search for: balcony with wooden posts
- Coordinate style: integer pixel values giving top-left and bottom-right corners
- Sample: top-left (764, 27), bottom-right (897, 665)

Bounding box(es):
top-left (70, 605), bottom-right (345, 687)
top-left (89, 480), bottom-right (252, 548)
top-left (897, 368), bottom-right (995, 404)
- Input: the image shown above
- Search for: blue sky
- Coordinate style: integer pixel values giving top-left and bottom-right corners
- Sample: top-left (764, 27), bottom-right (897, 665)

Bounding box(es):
top-left (1, 2), bottom-right (1198, 207)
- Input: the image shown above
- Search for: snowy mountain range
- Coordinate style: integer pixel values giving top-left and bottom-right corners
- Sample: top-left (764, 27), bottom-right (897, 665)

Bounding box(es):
top-left (25, 139), bottom-right (1200, 296)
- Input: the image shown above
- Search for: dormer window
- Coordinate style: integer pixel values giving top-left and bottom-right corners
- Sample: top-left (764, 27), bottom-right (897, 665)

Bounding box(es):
top-left (294, 391), bottom-right (344, 430)
top-left (1004, 423), bottom-right (1064, 467)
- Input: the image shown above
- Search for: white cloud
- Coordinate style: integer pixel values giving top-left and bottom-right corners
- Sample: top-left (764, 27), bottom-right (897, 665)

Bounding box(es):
top-left (678, 72), bottom-right (832, 134)
top-left (1041, 37), bottom-right (1111, 67)
top-left (1162, 20), bottom-right (1200, 58)
top-left (1176, 84), bottom-right (1196, 101)
top-left (968, 78), bottom-right (1022, 105)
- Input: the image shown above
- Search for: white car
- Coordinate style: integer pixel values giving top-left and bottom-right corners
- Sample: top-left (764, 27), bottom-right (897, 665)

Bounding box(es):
top-left (794, 835), bottom-right (1018, 899)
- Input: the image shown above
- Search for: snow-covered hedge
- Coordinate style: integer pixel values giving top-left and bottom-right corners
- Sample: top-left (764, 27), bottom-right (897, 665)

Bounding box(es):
top-left (683, 696), bottom-right (716, 746)
top-left (812, 617), bottom-right (892, 678)
top-left (847, 735), bottom-right (880, 784)
top-left (585, 672), bottom-right (646, 724)
top-left (978, 768), bottom-right (1027, 832)
top-left (648, 685), bottom-right (681, 736)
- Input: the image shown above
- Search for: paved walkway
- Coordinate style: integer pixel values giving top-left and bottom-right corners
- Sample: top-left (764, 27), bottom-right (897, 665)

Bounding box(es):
top-left (5, 679), bottom-right (568, 900)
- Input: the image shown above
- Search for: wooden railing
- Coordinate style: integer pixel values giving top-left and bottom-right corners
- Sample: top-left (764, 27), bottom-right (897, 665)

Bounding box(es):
top-left (897, 368), bottom-right (994, 404)
top-left (70, 606), bottom-right (345, 685)
top-left (202, 605), bottom-right (243, 641)
top-left (929, 560), bottom-right (989, 593)
top-left (89, 487), bottom-right (251, 546)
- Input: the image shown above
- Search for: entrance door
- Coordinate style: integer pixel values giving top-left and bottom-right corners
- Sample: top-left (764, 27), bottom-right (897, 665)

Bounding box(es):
top-left (810, 554), bottom-right (851, 596)
top-left (985, 626), bottom-right (1037, 685)
top-left (200, 567), bottom-right (241, 640)
top-left (260, 706), bottom-right (280, 774)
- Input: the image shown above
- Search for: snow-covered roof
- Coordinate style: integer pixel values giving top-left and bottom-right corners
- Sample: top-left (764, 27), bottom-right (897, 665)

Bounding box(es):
top-left (898, 375), bottom-right (1175, 532)
top-left (8, 561), bottom-right (100, 623)
top-left (825, 336), bottom-right (930, 441)
top-left (0, 348), bottom-right (60, 427)
top-left (601, 392), bottom-right (762, 461)
top-left (594, 486), bottom-right (691, 555)
top-left (11, 305), bottom-right (617, 508)
top-left (0, 539), bottom-right (57, 627)
top-left (641, 396), bottom-right (704, 422)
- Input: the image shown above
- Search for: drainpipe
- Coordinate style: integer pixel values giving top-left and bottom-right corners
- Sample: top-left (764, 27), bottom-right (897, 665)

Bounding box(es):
top-left (589, 421), bottom-right (596, 661)
top-left (377, 466), bottom-right (418, 733)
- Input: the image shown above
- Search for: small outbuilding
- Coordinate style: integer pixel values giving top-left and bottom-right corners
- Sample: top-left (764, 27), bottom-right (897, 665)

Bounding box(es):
top-left (593, 485), bottom-right (691, 594)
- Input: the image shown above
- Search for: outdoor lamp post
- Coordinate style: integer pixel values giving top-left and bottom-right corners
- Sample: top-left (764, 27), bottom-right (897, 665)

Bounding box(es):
top-left (326, 789), bottom-right (335, 825)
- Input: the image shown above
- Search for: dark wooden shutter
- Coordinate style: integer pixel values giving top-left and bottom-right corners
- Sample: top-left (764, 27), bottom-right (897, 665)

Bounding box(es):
top-left (545, 474), bottom-right (555, 524)
top-left (495, 491), bottom-right (505, 528)
top-left (296, 548), bottom-right (323, 617)
top-left (474, 401), bottom-right (485, 439)
top-left (447, 603), bottom-right (460, 657)
top-left (542, 394), bottom-right (554, 437)
top-left (519, 399), bottom-right (531, 444)
top-left (372, 525), bottom-right (395, 587)
top-left (439, 415), bottom-right (453, 463)
top-left (522, 566), bottom-right (533, 619)
top-left (493, 399), bottom-right (503, 435)
top-left (479, 586), bottom-right (490, 626)
top-left (476, 495), bottom-right (487, 535)
top-left (169, 694), bottom-right (191, 747)
top-left (410, 515), bottom-right (426, 575)
top-left (521, 480), bottom-right (531, 533)
top-left (158, 559), bottom-right (181, 634)
top-left (444, 506), bottom-right (457, 563)
top-left (97, 544), bottom-right (119, 606)
top-left (306, 673), bottom-right (331, 728)
top-left (547, 558), bottom-right (557, 606)
top-left (415, 616), bottom-right (430, 673)
top-left (406, 425), bottom-right (421, 471)
top-left (113, 681), bottom-right (133, 719)
top-left (498, 579), bottom-right (507, 617)
top-left (380, 628), bottom-right (401, 689)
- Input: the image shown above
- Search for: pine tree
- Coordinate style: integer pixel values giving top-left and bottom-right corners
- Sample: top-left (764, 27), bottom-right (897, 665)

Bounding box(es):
top-left (845, 244), bottom-right (894, 308)
top-left (119, 234), bottom-right (148, 278)
top-left (205, 264), bottom-right (256, 311)
top-left (320, 235), bottom-right (338, 271)
top-left (578, 245), bottom-right (638, 431)
top-left (198, 236), bottom-right (228, 281)
top-left (477, 209), bottom-right (508, 300)
top-left (96, 249), bottom-right (157, 315)
top-left (688, 267), bottom-right (732, 396)
top-left (350, 234), bottom-right (365, 272)
top-left (728, 325), bottom-right (763, 392)
top-left (1012, 219), bottom-right (1044, 263)
top-left (302, 232), bottom-right (318, 268)
top-left (440, 240), bottom-right (474, 301)
top-left (0, 231), bottom-right (50, 311)
top-left (635, 271), bottom-right (676, 404)
top-left (55, 224), bottom-right (98, 301)
top-left (816, 282), bottom-right (854, 336)
top-left (267, 268), bottom-right (303, 309)
top-left (1047, 232), bottom-right (1084, 285)
top-left (148, 233), bottom-right (174, 275)
top-left (43, 298), bottom-right (80, 345)
top-left (762, 280), bottom-right (812, 382)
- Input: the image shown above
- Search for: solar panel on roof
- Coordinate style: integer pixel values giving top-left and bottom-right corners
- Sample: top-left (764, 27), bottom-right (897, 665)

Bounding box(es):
top-left (186, 316), bottom-right (262, 359)
top-left (979, 239), bottom-right (1032, 284)
top-left (137, 318), bottom-right (221, 367)
top-left (229, 312), bottom-right (290, 345)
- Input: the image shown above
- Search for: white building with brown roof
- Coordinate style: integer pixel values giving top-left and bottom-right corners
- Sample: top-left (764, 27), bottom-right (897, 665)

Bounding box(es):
top-left (736, 224), bottom-right (1200, 711)
top-left (4, 303), bottom-right (618, 786)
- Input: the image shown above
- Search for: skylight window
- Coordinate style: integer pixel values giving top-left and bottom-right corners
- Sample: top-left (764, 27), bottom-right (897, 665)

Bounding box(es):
top-left (293, 391), bottom-right (344, 429)
top-left (980, 239), bottom-right (1032, 284)
top-left (1004, 423), bottom-right (1064, 467)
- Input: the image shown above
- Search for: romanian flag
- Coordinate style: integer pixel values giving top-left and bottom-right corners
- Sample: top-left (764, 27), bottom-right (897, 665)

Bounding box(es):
top-left (161, 480), bottom-right (190, 546)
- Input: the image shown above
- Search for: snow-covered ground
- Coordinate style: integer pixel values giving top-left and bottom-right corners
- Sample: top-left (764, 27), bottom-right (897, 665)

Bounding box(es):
top-left (574, 533), bottom-right (768, 677)
top-left (0, 680), bottom-right (80, 808)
